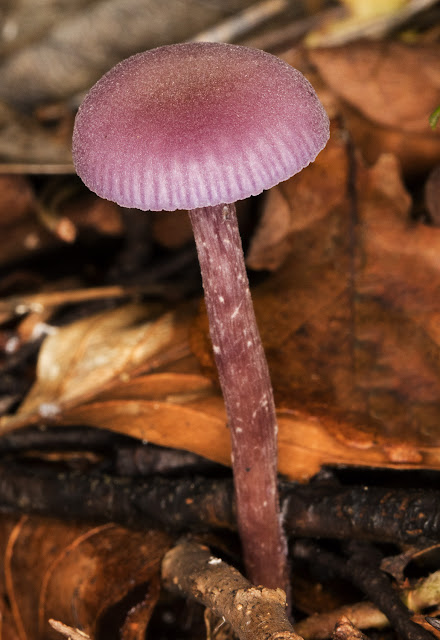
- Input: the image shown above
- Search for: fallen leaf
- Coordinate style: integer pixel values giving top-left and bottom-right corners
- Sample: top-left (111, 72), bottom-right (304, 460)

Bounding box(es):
top-left (310, 42), bottom-right (440, 130)
top-left (246, 122), bottom-right (440, 448)
top-left (0, 515), bottom-right (170, 640)
top-left (308, 41), bottom-right (440, 174)
top-left (15, 302), bottom-right (195, 419)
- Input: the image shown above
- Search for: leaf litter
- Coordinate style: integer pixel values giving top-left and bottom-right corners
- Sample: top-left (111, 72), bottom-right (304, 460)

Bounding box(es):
top-left (1, 7), bottom-right (440, 640)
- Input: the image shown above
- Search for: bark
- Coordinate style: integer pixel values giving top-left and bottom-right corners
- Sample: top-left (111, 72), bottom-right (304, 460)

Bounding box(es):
top-left (162, 539), bottom-right (300, 640)
top-left (332, 617), bottom-right (371, 640)
top-left (2, 463), bottom-right (440, 547)
top-left (283, 483), bottom-right (440, 545)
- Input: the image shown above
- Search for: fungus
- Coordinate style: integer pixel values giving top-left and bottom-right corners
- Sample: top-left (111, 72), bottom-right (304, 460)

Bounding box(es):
top-left (72, 42), bottom-right (329, 593)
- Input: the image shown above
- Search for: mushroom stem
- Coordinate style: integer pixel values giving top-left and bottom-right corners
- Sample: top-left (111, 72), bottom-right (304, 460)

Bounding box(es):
top-left (188, 203), bottom-right (289, 594)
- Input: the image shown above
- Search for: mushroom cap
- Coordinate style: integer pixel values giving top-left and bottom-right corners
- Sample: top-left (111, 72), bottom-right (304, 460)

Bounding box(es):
top-left (73, 42), bottom-right (329, 212)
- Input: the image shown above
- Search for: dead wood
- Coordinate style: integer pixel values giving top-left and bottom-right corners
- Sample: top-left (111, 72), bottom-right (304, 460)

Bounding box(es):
top-left (292, 541), bottom-right (435, 640)
top-left (2, 462), bottom-right (440, 547)
top-left (332, 617), bottom-right (370, 640)
top-left (283, 483), bottom-right (440, 545)
top-left (162, 539), bottom-right (301, 640)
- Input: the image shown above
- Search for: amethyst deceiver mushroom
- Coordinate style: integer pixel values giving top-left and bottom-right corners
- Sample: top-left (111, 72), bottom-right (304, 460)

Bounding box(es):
top-left (72, 42), bottom-right (329, 593)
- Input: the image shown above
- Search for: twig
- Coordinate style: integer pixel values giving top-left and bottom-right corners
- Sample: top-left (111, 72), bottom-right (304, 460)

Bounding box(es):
top-left (295, 602), bottom-right (389, 640)
top-left (0, 285), bottom-right (156, 317)
top-left (0, 462), bottom-right (235, 532)
top-left (295, 569), bottom-right (440, 640)
top-left (292, 541), bottom-right (435, 640)
top-left (332, 616), bottom-right (370, 640)
top-left (49, 620), bottom-right (91, 640)
top-left (306, 0), bottom-right (438, 47)
top-left (241, 7), bottom-right (344, 52)
top-left (162, 539), bottom-right (300, 640)
top-left (0, 163), bottom-right (74, 174)
top-left (190, 0), bottom-right (289, 44)
top-left (283, 483), bottom-right (440, 546)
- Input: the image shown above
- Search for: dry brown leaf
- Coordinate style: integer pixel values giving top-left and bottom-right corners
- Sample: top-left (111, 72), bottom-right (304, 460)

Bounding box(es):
top-left (308, 41), bottom-right (440, 174)
top-left (310, 41), bottom-right (440, 133)
top-left (0, 515), bottom-right (170, 640)
top-left (15, 303), bottom-right (195, 418)
top-left (247, 126), bottom-right (440, 463)
top-left (3, 302), bottom-right (435, 480)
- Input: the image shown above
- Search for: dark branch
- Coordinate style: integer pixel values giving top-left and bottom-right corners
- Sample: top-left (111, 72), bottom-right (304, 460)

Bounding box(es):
top-left (292, 541), bottom-right (435, 640)
top-left (1, 461), bottom-right (440, 548)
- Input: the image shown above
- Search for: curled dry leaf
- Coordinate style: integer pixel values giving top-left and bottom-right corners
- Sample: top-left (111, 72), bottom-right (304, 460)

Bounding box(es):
top-left (15, 302), bottom-right (195, 417)
top-left (3, 316), bottom-right (440, 481)
top-left (0, 515), bottom-right (171, 640)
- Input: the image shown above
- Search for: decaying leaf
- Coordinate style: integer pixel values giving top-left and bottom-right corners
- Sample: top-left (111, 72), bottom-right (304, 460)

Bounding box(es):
top-left (15, 302), bottom-right (195, 417)
top-left (311, 41), bottom-right (440, 133)
top-left (0, 515), bottom-right (170, 640)
top-left (308, 41), bottom-right (440, 174)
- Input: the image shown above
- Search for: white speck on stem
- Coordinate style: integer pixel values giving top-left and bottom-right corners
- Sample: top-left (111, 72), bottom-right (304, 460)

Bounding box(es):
top-left (213, 345), bottom-right (221, 354)
top-left (247, 340), bottom-right (252, 347)
top-left (231, 304), bottom-right (241, 319)
top-left (208, 556), bottom-right (222, 565)
top-left (5, 337), bottom-right (19, 354)
top-left (39, 403), bottom-right (61, 418)
top-left (218, 296), bottom-right (225, 303)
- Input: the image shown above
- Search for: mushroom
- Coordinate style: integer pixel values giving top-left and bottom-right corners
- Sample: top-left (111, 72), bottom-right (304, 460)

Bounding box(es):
top-left (72, 42), bottom-right (329, 593)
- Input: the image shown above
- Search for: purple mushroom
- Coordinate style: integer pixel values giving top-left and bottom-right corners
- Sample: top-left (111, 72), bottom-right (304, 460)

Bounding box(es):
top-left (72, 42), bottom-right (329, 593)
